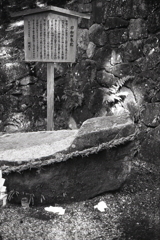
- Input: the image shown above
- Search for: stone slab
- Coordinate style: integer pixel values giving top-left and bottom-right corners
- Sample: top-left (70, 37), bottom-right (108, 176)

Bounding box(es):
top-left (70, 113), bottom-right (135, 151)
top-left (0, 114), bottom-right (136, 205)
top-left (0, 113), bottom-right (135, 165)
top-left (0, 130), bottom-right (78, 163)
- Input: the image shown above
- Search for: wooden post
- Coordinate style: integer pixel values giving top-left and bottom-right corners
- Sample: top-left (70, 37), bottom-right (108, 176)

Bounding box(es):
top-left (13, 7), bottom-right (90, 132)
top-left (47, 63), bottom-right (54, 131)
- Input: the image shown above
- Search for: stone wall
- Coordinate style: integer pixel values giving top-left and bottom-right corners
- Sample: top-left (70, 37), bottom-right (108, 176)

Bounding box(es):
top-left (0, 0), bottom-right (160, 163)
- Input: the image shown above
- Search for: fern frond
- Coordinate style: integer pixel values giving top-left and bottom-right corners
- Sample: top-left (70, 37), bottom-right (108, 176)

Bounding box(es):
top-left (103, 94), bottom-right (122, 104)
top-left (100, 75), bottom-right (134, 105)
top-left (108, 85), bottom-right (119, 94)
top-left (108, 75), bottom-right (134, 94)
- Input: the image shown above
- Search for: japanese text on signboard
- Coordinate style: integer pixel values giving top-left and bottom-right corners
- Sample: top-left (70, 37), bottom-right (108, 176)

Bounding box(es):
top-left (24, 13), bottom-right (77, 62)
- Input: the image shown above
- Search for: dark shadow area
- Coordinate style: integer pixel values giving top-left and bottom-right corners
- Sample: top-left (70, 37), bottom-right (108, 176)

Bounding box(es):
top-left (117, 160), bottom-right (160, 240)
top-left (120, 216), bottom-right (160, 240)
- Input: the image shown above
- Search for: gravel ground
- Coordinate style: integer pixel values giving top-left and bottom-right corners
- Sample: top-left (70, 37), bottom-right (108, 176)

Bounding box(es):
top-left (0, 159), bottom-right (160, 240)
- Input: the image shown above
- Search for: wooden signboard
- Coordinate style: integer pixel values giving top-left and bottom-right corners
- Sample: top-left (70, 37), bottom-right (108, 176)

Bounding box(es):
top-left (24, 12), bottom-right (78, 62)
top-left (12, 6), bottom-right (90, 130)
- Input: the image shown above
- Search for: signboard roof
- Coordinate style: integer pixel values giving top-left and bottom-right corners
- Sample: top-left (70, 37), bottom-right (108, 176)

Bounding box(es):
top-left (11, 5), bottom-right (90, 63)
top-left (11, 5), bottom-right (90, 19)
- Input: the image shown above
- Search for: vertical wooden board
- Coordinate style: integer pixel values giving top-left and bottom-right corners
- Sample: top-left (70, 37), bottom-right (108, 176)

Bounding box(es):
top-left (41, 15), bottom-right (45, 61)
top-left (32, 17), bottom-right (36, 60)
top-left (24, 16), bottom-right (33, 61)
top-left (47, 63), bottom-right (54, 131)
top-left (50, 17), bottom-right (54, 60)
top-left (67, 17), bottom-right (78, 62)
top-left (58, 17), bottom-right (61, 61)
top-left (35, 15), bottom-right (39, 59)
top-left (44, 17), bottom-right (47, 60)
top-left (47, 17), bottom-right (51, 60)
top-left (54, 17), bottom-right (58, 61)
top-left (61, 18), bottom-right (66, 61)
top-left (34, 16), bottom-right (37, 60)
top-left (37, 15), bottom-right (40, 60)
top-left (39, 19), bottom-right (42, 61)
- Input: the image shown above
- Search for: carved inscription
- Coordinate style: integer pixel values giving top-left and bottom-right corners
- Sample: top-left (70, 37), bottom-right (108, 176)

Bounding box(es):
top-left (24, 13), bottom-right (77, 62)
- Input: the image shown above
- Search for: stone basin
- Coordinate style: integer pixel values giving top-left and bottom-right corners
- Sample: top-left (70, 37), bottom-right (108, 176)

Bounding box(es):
top-left (0, 113), bottom-right (136, 205)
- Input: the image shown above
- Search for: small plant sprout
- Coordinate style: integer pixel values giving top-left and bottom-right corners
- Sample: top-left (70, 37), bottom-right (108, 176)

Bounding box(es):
top-left (0, 170), bottom-right (7, 206)
top-left (29, 193), bottom-right (35, 206)
top-left (8, 190), bottom-right (19, 201)
top-left (40, 194), bottom-right (45, 203)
